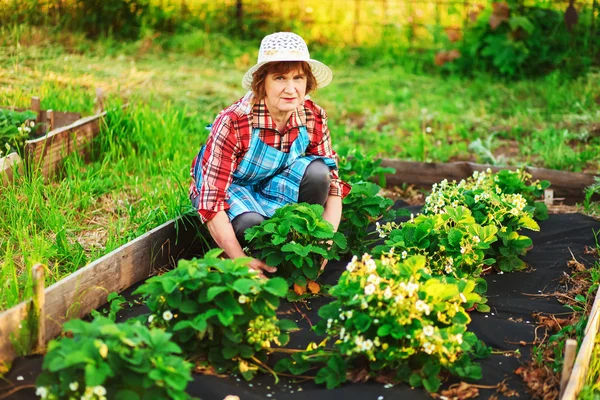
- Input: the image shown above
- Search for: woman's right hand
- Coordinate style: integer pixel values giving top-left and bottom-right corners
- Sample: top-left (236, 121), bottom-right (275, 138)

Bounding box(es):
top-left (248, 258), bottom-right (277, 279)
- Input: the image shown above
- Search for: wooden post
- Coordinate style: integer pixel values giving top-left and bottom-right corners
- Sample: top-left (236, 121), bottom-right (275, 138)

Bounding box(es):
top-left (544, 189), bottom-right (554, 206)
top-left (47, 109), bottom-right (55, 132)
top-left (559, 339), bottom-right (578, 398)
top-left (32, 264), bottom-right (46, 354)
top-left (31, 96), bottom-right (41, 123)
top-left (95, 87), bottom-right (105, 113)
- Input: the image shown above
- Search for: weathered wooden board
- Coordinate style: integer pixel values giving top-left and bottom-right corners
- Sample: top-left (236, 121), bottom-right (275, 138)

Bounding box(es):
top-left (0, 216), bottom-right (207, 364)
top-left (0, 152), bottom-right (23, 185)
top-left (381, 159), bottom-right (599, 204)
top-left (561, 286), bottom-right (600, 399)
top-left (23, 112), bottom-right (105, 178)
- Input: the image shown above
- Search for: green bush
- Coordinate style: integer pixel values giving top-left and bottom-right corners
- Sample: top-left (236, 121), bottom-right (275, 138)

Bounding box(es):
top-left (35, 316), bottom-right (193, 400)
top-left (277, 254), bottom-right (490, 391)
top-left (339, 181), bottom-right (397, 257)
top-left (245, 203), bottom-right (347, 298)
top-left (0, 108), bottom-right (39, 157)
top-left (446, 1), bottom-right (597, 77)
top-left (133, 249), bottom-right (298, 380)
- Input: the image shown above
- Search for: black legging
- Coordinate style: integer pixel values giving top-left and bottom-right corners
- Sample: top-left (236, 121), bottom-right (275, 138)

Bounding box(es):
top-left (231, 159), bottom-right (331, 247)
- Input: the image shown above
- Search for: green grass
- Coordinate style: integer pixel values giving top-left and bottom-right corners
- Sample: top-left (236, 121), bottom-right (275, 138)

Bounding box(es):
top-left (0, 26), bottom-right (599, 311)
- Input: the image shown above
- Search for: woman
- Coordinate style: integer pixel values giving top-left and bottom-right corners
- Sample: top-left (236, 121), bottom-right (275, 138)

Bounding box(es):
top-left (189, 32), bottom-right (351, 277)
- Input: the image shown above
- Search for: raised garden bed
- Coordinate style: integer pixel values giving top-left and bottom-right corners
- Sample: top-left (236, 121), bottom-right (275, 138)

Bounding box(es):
top-left (1, 208), bottom-right (599, 399)
top-left (0, 164), bottom-right (599, 399)
top-left (381, 159), bottom-right (600, 205)
top-left (0, 216), bottom-right (206, 365)
top-left (0, 95), bottom-right (110, 184)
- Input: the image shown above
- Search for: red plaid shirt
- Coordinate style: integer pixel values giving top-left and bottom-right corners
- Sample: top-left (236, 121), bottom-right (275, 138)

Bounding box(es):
top-left (190, 93), bottom-right (351, 222)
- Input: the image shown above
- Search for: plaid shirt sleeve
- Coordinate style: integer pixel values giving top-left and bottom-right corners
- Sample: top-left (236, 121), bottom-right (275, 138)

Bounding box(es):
top-left (196, 113), bottom-right (242, 222)
top-left (305, 101), bottom-right (351, 198)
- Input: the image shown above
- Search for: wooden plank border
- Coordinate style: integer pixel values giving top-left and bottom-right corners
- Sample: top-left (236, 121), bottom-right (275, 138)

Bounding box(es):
top-left (24, 111), bottom-right (106, 178)
top-left (561, 286), bottom-right (600, 399)
top-left (380, 159), bottom-right (600, 204)
top-left (0, 215), bottom-right (208, 364)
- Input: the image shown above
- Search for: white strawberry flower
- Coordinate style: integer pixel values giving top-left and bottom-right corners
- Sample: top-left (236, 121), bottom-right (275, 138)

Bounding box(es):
top-left (364, 284), bottom-right (376, 295)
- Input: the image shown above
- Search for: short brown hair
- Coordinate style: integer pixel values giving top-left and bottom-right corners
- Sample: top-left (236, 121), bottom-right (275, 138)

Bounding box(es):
top-left (251, 61), bottom-right (317, 100)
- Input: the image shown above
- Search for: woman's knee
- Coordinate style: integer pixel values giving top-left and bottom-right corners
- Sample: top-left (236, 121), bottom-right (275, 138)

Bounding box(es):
top-left (231, 212), bottom-right (265, 246)
top-left (298, 159), bottom-right (331, 205)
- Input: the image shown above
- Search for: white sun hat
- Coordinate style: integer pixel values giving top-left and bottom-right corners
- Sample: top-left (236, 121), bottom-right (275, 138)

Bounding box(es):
top-left (242, 32), bottom-right (333, 91)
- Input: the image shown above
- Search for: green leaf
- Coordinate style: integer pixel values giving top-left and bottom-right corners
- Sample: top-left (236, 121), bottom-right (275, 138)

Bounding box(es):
top-left (352, 313), bottom-right (372, 332)
top-left (302, 264), bottom-right (319, 280)
top-left (332, 232), bottom-right (348, 249)
top-left (447, 228), bottom-right (463, 247)
top-left (295, 276), bottom-right (307, 287)
top-left (238, 345), bottom-right (254, 358)
top-left (116, 390), bottom-right (141, 400)
top-left (222, 345), bottom-right (239, 359)
top-left (518, 215), bottom-right (540, 231)
top-left (216, 293), bottom-right (244, 315)
top-left (476, 304), bottom-right (491, 313)
top-left (408, 373), bottom-right (422, 388)
top-left (276, 319), bottom-right (300, 332)
top-left (232, 278), bottom-right (258, 295)
top-left (281, 242), bottom-right (311, 257)
top-left (217, 309), bottom-right (234, 326)
top-left (178, 299), bottom-right (200, 314)
top-left (314, 354), bottom-right (346, 389)
top-left (509, 16), bottom-right (535, 34)
top-left (264, 278), bottom-right (288, 297)
top-left (206, 286), bottom-right (229, 301)
top-left (422, 375), bottom-right (441, 393)
top-left (160, 277), bottom-right (179, 293)
top-left (453, 311), bottom-right (470, 325)
top-left (377, 324), bottom-right (391, 337)
top-left (265, 252), bottom-right (285, 267)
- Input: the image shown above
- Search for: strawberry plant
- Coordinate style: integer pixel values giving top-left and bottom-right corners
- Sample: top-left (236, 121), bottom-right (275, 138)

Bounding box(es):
top-left (423, 169), bottom-right (546, 272)
top-left (277, 254), bottom-right (490, 392)
top-left (0, 108), bottom-right (39, 157)
top-left (339, 181), bottom-right (397, 256)
top-left (245, 203), bottom-right (347, 297)
top-left (338, 149), bottom-right (396, 187)
top-left (375, 207), bottom-right (497, 276)
top-left (35, 316), bottom-right (193, 400)
top-left (133, 249), bottom-right (298, 381)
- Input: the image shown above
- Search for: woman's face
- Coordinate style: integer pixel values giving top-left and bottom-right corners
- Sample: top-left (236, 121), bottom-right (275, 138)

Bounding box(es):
top-left (264, 68), bottom-right (307, 117)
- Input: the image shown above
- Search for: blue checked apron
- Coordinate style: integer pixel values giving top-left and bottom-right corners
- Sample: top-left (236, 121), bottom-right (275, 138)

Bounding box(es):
top-left (192, 125), bottom-right (337, 221)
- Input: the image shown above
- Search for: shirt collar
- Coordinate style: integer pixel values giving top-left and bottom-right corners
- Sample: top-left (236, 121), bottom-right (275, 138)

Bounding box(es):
top-left (251, 97), bottom-right (307, 132)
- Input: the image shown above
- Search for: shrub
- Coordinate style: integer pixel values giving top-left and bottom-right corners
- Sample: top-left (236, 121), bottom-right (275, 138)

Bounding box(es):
top-left (133, 249), bottom-right (298, 380)
top-left (0, 108), bottom-right (39, 157)
top-left (35, 316), bottom-right (192, 400)
top-left (443, 1), bottom-right (596, 77)
top-left (422, 169), bottom-right (547, 271)
top-left (245, 203), bottom-right (347, 297)
top-left (338, 149), bottom-right (396, 187)
top-left (339, 181), bottom-right (397, 257)
top-left (278, 254), bottom-right (490, 392)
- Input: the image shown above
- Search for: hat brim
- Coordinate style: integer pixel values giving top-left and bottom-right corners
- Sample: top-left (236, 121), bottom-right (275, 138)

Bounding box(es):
top-left (242, 59), bottom-right (333, 91)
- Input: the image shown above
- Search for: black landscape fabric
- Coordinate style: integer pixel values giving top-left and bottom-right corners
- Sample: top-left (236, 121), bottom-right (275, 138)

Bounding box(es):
top-left (2, 207), bottom-right (600, 400)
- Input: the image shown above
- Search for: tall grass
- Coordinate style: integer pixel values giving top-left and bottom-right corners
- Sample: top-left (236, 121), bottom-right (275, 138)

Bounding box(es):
top-left (0, 95), bottom-right (207, 310)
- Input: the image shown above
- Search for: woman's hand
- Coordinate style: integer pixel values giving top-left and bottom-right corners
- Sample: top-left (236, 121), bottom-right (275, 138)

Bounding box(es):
top-left (248, 258), bottom-right (277, 278)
